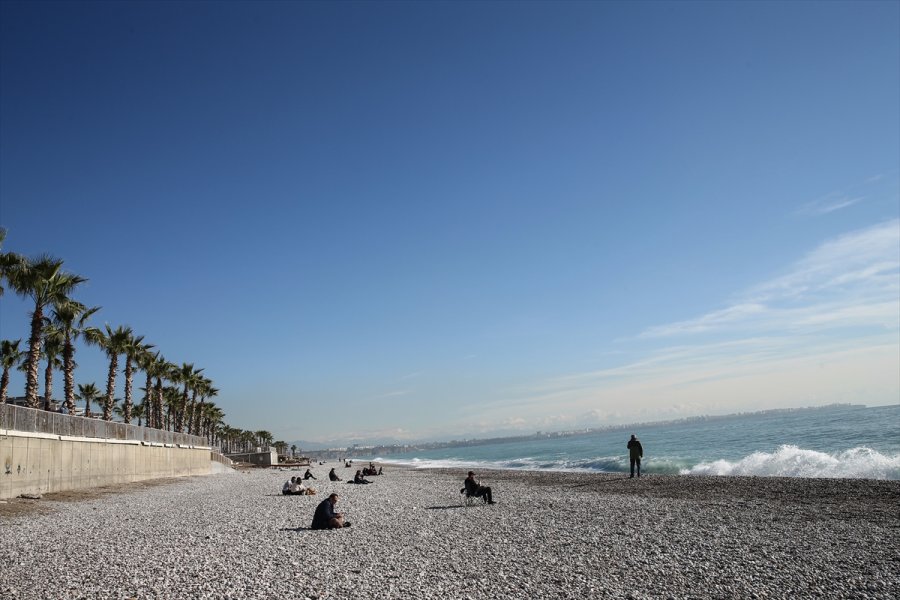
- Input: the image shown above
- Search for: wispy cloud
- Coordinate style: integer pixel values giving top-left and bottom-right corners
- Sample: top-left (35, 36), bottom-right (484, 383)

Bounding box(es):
top-left (639, 303), bottom-right (768, 338)
top-left (640, 219), bottom-right (900, 338)
top-left (797, 193), bottom-right (864, 216)
top-left (466, 220), bottom-right (900, 433)
top-left (750, 219), bottom-right (899, 300)
top-left (366, 389), bottom-right (411, 401)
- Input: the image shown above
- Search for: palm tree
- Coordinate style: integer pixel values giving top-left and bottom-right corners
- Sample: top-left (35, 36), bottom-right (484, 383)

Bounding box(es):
top-left (185, 370), bottom-right (206, 435)
top-left (241, 431), bottom-right (256, 452)
top-left (84, 324), bottom-right (133, 421)
top-left (6, 255), bottom-right (86, 407)
top-left (51, 301), bottom-right (100, 415)
top-left (170, 362), bottom-right (203, 433)
top-left (0, 339), bottom-right (25, 404)
top-left (135, 349), bottom-right (160, 429)
top-left (0, 228), bottom-right (25, 298)
top-left (191, 377), bottom-right (217, 436)
top-left (40, 326), bottom-right (65, 411)
top-left (255, 430), bottom-right (274, 449)
top-left (162, 386), bottom-right (183, 431)
top-left (122, 333), bottom-right (153, 424)
top-left (129, 401), bottom-right (146, 427)
top-left (150, 356), bottom-right (174, 430)
top-left (202, 403), bottom-right (225, 442)
top-left (76, 382), bottom-right (101, 418)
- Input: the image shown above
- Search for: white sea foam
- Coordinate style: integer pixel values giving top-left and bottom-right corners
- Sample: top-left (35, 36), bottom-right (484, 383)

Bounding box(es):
top-left (681, 445), bottom-right (900, 480)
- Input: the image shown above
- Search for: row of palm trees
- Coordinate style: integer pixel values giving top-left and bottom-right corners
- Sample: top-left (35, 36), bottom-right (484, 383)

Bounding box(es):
top-left (0, 229), bottom-right (244, 443)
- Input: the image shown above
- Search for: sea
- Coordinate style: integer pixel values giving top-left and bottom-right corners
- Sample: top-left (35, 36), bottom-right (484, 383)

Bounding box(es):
top-left (358, 404), bottom-right (900, 480)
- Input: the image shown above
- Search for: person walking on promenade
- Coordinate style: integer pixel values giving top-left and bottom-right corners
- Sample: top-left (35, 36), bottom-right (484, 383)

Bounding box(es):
top-left (627, 434), bottom-right (643, 478)
top-left (462, 471), bottom-right (496, 504)
top-left (311, 493), bottom-right (351, 529)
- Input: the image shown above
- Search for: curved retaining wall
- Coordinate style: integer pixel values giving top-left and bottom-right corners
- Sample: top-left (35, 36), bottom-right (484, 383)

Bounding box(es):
top-left (0, 428), bottom-right (212, 500)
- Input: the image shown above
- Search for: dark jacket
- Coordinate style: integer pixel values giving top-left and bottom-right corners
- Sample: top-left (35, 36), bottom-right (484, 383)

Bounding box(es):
top-left (464, 476), bottom-right (479, 496)
top-left (627, 439), bottom-right (643, 459)
top-left (311, 498), bottom-right (337, 529)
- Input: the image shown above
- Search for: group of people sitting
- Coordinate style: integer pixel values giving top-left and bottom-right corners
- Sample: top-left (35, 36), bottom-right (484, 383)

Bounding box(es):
top-left (328, 462), bottom-right (383, 483)
top-left (348, 469), bottom-right (371, 484)
top-left (309, 463), bottom-right (496, 529)
top-left (281, 476), bottom-right (316, 496)
top-left (361, 463), bottom-right (382, 476)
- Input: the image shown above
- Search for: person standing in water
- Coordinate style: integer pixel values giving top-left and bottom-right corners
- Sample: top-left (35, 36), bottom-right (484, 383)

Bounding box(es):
top-left (627, 434), bottom-right (643, 478)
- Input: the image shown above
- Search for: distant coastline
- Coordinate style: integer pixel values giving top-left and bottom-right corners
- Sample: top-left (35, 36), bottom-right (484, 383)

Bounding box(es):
top-left (304, 402), bottom-right (873, 459)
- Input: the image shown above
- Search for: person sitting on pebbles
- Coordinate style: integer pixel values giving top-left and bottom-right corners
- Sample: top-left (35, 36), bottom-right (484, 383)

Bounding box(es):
top-left (329, 467), bottom-right (341, 481)
top-left (282, 476), bottom-right (306, 496)
top-left (311, 493), bottom-right (351, 529)
top-left (350, 469), bottom-right (371, 484)
top-left (462, 471), bottom-right (496, 504)
top-left (303, 468), bottom-right (316, 480)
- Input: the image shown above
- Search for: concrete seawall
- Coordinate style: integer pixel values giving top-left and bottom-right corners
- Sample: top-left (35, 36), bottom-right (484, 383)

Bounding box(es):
top-left (0, 428), bottom-right (212, 500)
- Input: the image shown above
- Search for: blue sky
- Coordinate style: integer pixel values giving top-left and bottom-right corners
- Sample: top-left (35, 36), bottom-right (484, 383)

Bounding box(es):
top-left (1, 1), bottom-right (897, 446)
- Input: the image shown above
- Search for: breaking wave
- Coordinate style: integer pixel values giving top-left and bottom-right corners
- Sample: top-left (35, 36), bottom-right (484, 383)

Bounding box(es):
top-left (375, 445), bottom-right (900, 480)
top-left (681, 445), bottom-right (900, 480)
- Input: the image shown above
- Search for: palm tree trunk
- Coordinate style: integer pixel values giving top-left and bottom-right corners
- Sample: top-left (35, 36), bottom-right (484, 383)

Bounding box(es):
top-left (154, 378), bottom-right (163, 429)
top-left (143, 372), bottom-right (152, 429)
top-left (43, 361), bottom-right (53, 411)
top-left (187, 389), bottom-right (199, 434)
top-left (25, 308), bottom-right (43, 408)
top-left (176, 387), bottom-right (189, 433)
top-left (103, 354), bottom-right (117, 421)
top-left (193, 399), bottom-right (204, 436)
top-left (0, 367), bottom-right (9, 403)
top-left (63, 336), bottom-right (75, 415)
top-left (123, 357), bottom-right (133, 423)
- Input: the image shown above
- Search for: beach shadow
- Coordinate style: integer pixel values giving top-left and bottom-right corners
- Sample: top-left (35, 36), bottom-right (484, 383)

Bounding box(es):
top-left (424, 505), bottom-right (465, 510)
top-left (569, 477), bottom-right (630, 488)
top-left (279, 527), bottom-right (311, 532)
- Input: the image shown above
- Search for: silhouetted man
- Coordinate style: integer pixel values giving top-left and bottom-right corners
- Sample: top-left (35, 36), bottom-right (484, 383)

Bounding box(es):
top-left (627, 434), bottom-right (643, 478)
top-left (463, 471), bottom-right (495, 504)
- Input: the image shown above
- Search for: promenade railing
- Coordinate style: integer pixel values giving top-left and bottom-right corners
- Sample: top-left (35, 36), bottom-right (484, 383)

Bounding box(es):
top-left (0, 402), bottom-right (208, 447)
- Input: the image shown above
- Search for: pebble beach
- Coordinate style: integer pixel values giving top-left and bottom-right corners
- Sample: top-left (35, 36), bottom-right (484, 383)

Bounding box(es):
top-left (1, 463), bottom-right (898, 599)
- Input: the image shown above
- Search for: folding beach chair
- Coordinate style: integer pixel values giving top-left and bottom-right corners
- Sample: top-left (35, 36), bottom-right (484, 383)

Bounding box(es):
top-left (460, 487), bottom-right (484, 507)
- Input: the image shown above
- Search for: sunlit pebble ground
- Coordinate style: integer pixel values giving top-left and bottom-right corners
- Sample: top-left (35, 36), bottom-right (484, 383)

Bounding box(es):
top-left (1, 463), bottom-right (898, 600)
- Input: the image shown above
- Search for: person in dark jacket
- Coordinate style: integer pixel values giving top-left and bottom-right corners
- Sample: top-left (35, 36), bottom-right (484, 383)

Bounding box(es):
top-left (627, 434), bottom-right (643, 478)
top-left (303, 468), bottom-right (316, 480)
top-left (328, 467), bottom-right (341, 481)
top-left (351, 469), bottom-right (371, 484)
top-left (462, 471), bottom-right (495, 504)
top-left (311, 493), bottom-right (350, 529)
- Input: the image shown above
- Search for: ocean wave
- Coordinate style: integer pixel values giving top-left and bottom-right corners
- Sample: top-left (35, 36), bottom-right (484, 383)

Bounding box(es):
top-left (681, 445), bottom-right (900, 480)
top-left (372, 445), bottom-right (900, 480)
top-left (386, 455), bottom-right (688, 475)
